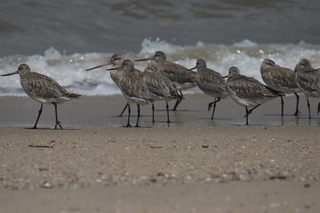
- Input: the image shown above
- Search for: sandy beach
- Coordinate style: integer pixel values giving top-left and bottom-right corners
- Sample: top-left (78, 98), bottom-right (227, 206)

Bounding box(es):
top-left (0, 94), bottom-right (320, 213)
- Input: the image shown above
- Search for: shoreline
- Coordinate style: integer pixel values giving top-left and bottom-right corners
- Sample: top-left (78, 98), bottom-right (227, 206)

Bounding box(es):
top-left (1, 94), bottom-right (320, 212)
top-left (1, 94), bottom-right (320, 128)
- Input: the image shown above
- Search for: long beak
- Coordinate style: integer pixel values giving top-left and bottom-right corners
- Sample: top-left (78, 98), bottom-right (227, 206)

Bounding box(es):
top-left (106, 65), bottom-right (122, 71)
top-left (222, 75), bottom-right (228, 78)
top-left (85, 62), bottom-right (112, 71)
top-left (1, 70), bottom-right (19, 76)
top-left (189, 66), bottom-right (196, 71)
top-left (134, 57), bottom-right (154, 62)
top-left (304, 68), bottom-right (320, 73)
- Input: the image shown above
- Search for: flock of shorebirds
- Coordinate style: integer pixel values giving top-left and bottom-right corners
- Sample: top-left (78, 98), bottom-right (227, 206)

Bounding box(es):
top-left (1, 51), bottom-right (320, 128)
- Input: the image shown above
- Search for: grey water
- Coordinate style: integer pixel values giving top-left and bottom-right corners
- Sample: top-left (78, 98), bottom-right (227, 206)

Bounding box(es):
top-left (1, 0), bottom-right (319, 57)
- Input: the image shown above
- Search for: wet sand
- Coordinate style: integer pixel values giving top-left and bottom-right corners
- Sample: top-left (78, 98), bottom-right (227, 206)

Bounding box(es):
top-left (0, 94), bottom-right (320, 213)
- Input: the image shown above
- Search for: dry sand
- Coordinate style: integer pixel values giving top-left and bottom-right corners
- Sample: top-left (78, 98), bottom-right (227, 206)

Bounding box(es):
top-left (0, 94), bottom-right (320, 213)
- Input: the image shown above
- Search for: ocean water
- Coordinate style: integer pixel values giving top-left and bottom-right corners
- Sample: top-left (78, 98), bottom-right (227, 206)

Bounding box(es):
top-left (1, 0), bottom-right (320, 97)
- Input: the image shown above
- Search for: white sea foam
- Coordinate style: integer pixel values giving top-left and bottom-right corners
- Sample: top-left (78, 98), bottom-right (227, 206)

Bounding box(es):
top-left (1, 39), bottom-right (320, 96)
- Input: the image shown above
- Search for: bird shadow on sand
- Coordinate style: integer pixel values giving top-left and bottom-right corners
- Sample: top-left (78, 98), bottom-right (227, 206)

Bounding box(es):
top-left (23, 127), bottom-right (80, 130)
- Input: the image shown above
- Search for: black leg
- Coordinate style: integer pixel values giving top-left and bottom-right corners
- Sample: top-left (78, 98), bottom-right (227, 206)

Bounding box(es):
top-left (52, 103), bottom-right (63, 129)
top-left (166, 101), bottom-right (170, 123)
top-left (245, 107), bottom-right (249, 125)
top-left (208, 98), bottom-right (221, 119)
top-left (244, 104), bottom-right (261, 117)
top-left (152, 103), bottom-right (155, 123)
top-left (32, 104), bottom-right (43, 129)
top-left (306, 97), bottom-right (311, 119)
top-left (135, 104), bottom-right (141, 127)
top-left (244, 104), bottom-right (262, 125)
top-left (172, 90), bottom-right (183, 111)
top-left (294, 93), bottom-right (300, 116)
top-left (118, 104), bottom-right (128, 117)
top-left (126, 104), bottom-right (131, 127)
top-left (280, 96), bottom-right (284, 116)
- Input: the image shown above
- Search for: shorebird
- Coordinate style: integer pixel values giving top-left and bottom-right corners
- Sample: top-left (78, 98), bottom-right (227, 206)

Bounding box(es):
top-left (143, 62), bottom-right (182, 123)
top-left (86, 54), bottom-right (143, 117)
top-left (260, 58), bottom-right (302, 116)
top-left (107, 60), bottom-right (153, 127)
top-left (1, 64), bottom-right (81, 129)
top-left (135, 51), bottom-right (197, 111)
top-left (294, 58), bottom-right (320, 119)
top-left (225, 66), bottom-right (282, 125)
top-left (190, 59), bottom-right (228, 119)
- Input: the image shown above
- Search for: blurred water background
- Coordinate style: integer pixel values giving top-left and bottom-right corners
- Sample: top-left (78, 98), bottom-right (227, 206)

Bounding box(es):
top-left (1, 0), bottom-right (319, 96)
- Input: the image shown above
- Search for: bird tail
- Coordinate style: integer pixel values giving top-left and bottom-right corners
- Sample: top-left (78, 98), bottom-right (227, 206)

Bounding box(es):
top-left (66, 92), bottom-right (81, 99)
top-left (265, 86), bottom-right (285, 97)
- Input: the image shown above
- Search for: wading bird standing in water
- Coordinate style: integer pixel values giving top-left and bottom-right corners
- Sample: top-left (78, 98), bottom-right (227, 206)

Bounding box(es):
top-left (107, 60), bottom-right (153, 127)
top-left (260, 58), bottom-right (302, 116)
top-left (135, 51), bottom-right (196, 111)
top-left (294, 58), bottom-right (320, 119)
top-left (1, 64), bottom-right (81, 129)
top-left (143, 62), bottom-right (182, 123)
top-left (225, 66), bottom-right (282, 125)
top-left (190, 59), bottom-right (228, 119)
top-left (86, 54), bottom-right (143, 117)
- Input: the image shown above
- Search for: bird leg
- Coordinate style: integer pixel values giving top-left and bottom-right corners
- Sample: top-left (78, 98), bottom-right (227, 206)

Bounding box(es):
top-left (293, 93), bottom-right (300, 116)
top-left (244, 104), bottom-right (261, 125)
top-left (306, 97), bottom-right (311, 119)
top-left (32, 104), bottom-right (43, 129)
top-left (244, 104), bottom-right (261, 118)
top-left (208, 98), bottom-right (221, 119)
top-left (280, 96), bottom-right (284, 116)
top-left (172, 90), bottom-right (183, 111)
top-left (317, 102), bottom-right (320, 114)
top-left (135, 104), bottom-right (141, 127)
top-left (245, 107), bottom-right (249, 125)
top-left (52, 103), bottom-right (63, 129)
top-left (118, 104), bottom-right (128, 117)
top-left (126, 104), bottom-right (131, 127)
top-left (152, 103), bottom-right (155, 123)
top-left (166, 101), bottom-right (171, 123)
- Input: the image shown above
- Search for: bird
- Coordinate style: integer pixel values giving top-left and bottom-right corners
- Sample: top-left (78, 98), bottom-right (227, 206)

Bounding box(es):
top-left (86, 54), bottom-right (143, 117)
top-left (1, 64), bottom-right (81, 129)
top-left (294, 58), bottom-right (320, 119)
top-left (107, 59), bottom-right (153, 127)
top-left (260, 58), bottom-right (302, 116)
top-left (143, 62), bottom-right (182, 123)
top-left (225, 66), bottom-right (282, 125)
top-left (190, 59), bottom-right (228, 119)
top-left (135, 51), bottom-right (197, 111)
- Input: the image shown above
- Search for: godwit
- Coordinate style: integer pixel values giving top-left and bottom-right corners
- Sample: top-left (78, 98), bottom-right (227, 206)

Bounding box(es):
top-left (86, 54), bottom-right (143, 117)
top-left (225, 66), bottom-right (282, 125)
top-left (1, 64), bottom-right (81, 129)
top-left (260, 58), bottom-right (302, 116)
top-left (294, 58), bottom-right (320, 119)
top-left (190, 59), bottom-right (228, 119)
top-left (143, 62), bottom-right (182, 123)
top-left (107, 60), bottom-right (153, 127)
top-left (135, 51), bottom-right (197, 111)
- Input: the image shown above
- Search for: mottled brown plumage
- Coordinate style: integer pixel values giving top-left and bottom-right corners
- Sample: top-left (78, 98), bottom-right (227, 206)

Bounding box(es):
top-left (260, 58), bottom-right (302, 115)
top-left (294, 58), bottom-right (320, 118)
top-left (86, 54), bottom-right (143, 117)
top-left (135, 51), bottom-right (196, 110)
top-left (143, 62), bottom-right (182, 123)
top-left (107, 60), bottom-right (153, 127)
top-left (1, 64), bottom-right (81, 129)
top-left (226, 66), bottom-right (282, 125)
top-left (190, 59), bottom-right (228, 119)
